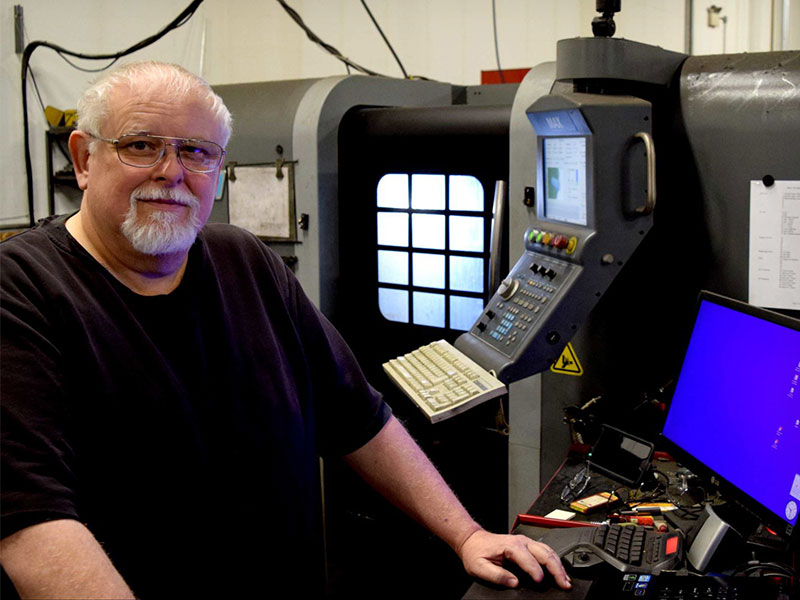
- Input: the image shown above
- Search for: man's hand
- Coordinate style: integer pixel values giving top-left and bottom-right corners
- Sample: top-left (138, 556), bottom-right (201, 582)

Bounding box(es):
top-left (345, 418), bottom-right (571, 590)
top-left (457, 529), bottom-right (572, 590)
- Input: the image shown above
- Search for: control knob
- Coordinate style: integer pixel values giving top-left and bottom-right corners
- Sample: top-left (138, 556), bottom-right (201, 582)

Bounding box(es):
top-left (497, 277), bottom-right (519, 300)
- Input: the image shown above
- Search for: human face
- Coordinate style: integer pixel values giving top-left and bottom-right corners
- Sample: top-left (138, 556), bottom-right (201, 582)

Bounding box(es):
top-left (77, 84), bottom-right (226, 258)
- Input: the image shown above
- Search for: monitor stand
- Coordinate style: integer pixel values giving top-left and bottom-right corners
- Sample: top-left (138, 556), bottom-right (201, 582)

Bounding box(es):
top-left (687, 503), bottom-right (767, 571)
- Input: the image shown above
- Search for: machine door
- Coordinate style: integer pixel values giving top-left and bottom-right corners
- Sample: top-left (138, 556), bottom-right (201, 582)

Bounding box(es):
top-left (335, 105), bottom-right (512, 404)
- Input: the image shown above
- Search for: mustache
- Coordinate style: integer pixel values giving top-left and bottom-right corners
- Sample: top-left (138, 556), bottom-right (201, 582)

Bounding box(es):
top-left (130, 186), bottom-right (200, 208)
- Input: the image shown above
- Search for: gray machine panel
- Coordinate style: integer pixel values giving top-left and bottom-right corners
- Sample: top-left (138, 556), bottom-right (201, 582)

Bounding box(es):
top-left (679, 51), bottom-right (800, 305)
top-left (210, 79), bottom-right (320, 229)
top-left (556, 37), bottom-right (687, 86)
top-left (456, 92), bottom-right (655, 383)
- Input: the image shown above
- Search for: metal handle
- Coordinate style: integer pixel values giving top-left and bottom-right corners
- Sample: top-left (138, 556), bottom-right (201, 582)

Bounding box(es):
top-left (488, 180), bottom-right (507, 295)
top-left (632, 131), bottom-right (656, 216)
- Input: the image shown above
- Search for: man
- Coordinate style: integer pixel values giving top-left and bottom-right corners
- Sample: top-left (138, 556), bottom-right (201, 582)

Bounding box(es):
top-left (0, 62), bottom-right (571, 598)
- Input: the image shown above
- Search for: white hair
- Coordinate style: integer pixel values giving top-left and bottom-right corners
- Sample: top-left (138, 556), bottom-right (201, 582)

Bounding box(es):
top-left (120, 185), bottom-right (203, 255)
top-left (77, 61), bottom-right (232, 150)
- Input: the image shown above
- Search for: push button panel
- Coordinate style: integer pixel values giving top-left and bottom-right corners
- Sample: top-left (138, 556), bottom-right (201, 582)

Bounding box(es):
top-left (527, 227), bottom-right (580, 257)
top-left (471, 253), bottom-right (576, 357)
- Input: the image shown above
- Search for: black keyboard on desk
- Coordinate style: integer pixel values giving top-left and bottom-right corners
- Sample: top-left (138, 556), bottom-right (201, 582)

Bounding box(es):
top-left (538, 524), bottom-right (683, 574)
top-left (590, 572), bottom-right (792, 599)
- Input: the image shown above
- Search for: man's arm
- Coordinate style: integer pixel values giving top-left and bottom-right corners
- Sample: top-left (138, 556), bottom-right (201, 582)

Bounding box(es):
top-left (344, 415), bottom-right (571, 590)
top-left (0, 519), bottom-right (135, 599)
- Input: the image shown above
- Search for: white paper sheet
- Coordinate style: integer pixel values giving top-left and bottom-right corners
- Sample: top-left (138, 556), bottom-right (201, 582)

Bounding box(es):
top-left (228, 164), bottom-right (295, 240)
top-left (749, 180), bottom-right (800, 309)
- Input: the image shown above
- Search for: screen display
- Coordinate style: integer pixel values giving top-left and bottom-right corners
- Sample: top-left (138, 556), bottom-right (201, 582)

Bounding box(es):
top-left (662, 298), bottom-right (800, 528)
top-left (590, 425), bottom-right (654, 486)
top-left (542, 136), bottom-right (587, 226)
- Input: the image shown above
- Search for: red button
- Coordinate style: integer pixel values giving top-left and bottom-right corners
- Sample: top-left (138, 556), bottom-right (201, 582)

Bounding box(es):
top-left (665, 535), bottom-right (678, 555)
top-left (552, 234), bottom-right (568, 249)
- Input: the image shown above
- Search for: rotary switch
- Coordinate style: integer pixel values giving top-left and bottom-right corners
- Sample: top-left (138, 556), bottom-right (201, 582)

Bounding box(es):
top-left (497, 277), bottom-right (519, 300)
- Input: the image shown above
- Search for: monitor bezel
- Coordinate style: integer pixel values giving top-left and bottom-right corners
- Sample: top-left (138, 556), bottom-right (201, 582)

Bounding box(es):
top-left (659, 290), bottom-right (800, 550)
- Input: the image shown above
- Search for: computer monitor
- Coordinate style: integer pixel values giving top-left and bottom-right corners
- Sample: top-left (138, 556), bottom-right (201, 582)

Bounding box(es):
top-left (661, 291), bottom-right (800, 547)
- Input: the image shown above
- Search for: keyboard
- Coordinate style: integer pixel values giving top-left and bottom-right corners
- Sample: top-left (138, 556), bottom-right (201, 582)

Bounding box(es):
top-left (591, 572), bottom-right (792, 599)
top-left (382, 339), bottom-right (506, 423)
top-left (537, 523), bottom-right (684, 574)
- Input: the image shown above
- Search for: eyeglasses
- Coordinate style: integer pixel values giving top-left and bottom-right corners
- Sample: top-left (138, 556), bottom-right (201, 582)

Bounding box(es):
top-left (560, 462), bottom-right (592, 504)
top-left (89, 133), bottom-right (226, 174)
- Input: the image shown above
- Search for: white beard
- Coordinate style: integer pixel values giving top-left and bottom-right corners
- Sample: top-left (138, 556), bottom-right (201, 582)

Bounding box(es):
top-left (121, 186), bottom-right (202, 256)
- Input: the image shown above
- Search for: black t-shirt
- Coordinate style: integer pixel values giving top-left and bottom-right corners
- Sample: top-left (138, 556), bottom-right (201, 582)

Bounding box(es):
top-left (0, 216), bottom-right (390, 597)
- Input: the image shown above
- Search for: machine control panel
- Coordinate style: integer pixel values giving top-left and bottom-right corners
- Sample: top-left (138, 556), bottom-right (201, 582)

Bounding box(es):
top-left (455, 92), bottom-right (655, 383)
top-left (472, 252), bottom-right (577, 358)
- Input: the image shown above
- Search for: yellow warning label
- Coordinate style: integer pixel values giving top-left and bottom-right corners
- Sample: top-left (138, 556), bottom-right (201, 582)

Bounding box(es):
top-left (550, 343), bottom-right (583, 376)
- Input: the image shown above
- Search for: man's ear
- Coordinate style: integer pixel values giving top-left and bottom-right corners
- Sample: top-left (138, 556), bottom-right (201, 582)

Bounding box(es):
top-left (68, 130), bottom-right (92, 190)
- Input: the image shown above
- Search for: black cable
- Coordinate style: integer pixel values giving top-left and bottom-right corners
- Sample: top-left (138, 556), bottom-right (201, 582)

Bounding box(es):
top-left (735, 560), bottom-right (797, 578)
top-left (276, 0), bottom-right (389, 77)
top-left (25, 27), bottom-right (73, 176)
top-left (491, 0), bottom-right (506, 83)
top-left (360, 0), bottom-right (408, 79)
top-left (27, 66), bottom-right (46, 114)
top-left (56, 53), bottom-right (120, 73)
top-left (20, 0), bottom-right (205, 228)
top-left (21, 24), bottom-right (46, 115)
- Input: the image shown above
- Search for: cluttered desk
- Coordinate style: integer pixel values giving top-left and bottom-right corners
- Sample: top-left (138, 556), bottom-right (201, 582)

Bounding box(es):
top-left (461, 292), bottom-right (799, 599)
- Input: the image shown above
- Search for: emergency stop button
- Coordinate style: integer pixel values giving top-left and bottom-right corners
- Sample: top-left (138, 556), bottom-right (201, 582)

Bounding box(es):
top-left (566, 236), bottom-right (578, 255)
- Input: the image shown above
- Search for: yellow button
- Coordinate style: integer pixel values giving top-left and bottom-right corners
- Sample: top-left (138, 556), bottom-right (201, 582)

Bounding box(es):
top-left (566, 236), bottom-right (578, 255)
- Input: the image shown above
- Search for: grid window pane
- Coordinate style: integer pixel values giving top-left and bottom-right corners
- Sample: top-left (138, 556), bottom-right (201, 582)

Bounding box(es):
top-left (377, 174), bottom-right (409, 208)
top-left (449, 175), bottom-right (484, 212)
top-left (379, 288), bottom-right (409, 323)
top-left (449, 215), bottom-right (484, 252)
top-left (378, 250), bottom-right (408, 285)
top-left (411, 174), bottom-right (445, 210)
top-left (449, 256), bottom-right (484, 293)
top-left (375, 171), bottom-right (491, 333)
top-left (412, 214), bottom-right (445, 249)
top-left (413, 253), bottom-right (445, 289)
top-left (377, 212), bottom-right (409, 247)
top-left (450, 296), bottom-right (485, 331)
top-left (412, 292), bottom-right (445, 328)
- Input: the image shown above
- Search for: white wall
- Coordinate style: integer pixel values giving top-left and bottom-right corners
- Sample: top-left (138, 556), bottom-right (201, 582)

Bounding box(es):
top-left (1, 0), bottom-right (795, 226)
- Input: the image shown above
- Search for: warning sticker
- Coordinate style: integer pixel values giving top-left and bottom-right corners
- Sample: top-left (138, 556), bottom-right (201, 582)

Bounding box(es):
top-left (550, 343), bottom-right (583, 376)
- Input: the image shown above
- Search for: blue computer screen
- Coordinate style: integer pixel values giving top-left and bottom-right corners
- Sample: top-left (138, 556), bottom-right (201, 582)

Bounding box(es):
top-left (662, 299), bottom-right (800, 527)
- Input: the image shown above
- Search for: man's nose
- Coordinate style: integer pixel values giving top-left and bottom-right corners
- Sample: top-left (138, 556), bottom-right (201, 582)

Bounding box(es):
top-left (152, 144), bottom-right (186, 182)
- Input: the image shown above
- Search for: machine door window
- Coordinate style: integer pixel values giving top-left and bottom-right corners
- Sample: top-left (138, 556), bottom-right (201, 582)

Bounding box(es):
top-left (377, 173), bottom-right (486, 331)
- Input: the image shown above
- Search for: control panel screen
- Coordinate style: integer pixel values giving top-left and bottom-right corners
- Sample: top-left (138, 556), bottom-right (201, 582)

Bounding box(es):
top-left (542, 136), bottom-right (588, 226)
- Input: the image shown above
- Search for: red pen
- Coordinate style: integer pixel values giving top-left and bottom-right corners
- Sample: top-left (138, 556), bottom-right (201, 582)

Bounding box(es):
top-left (516, 514), bottom-right (600, 528)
